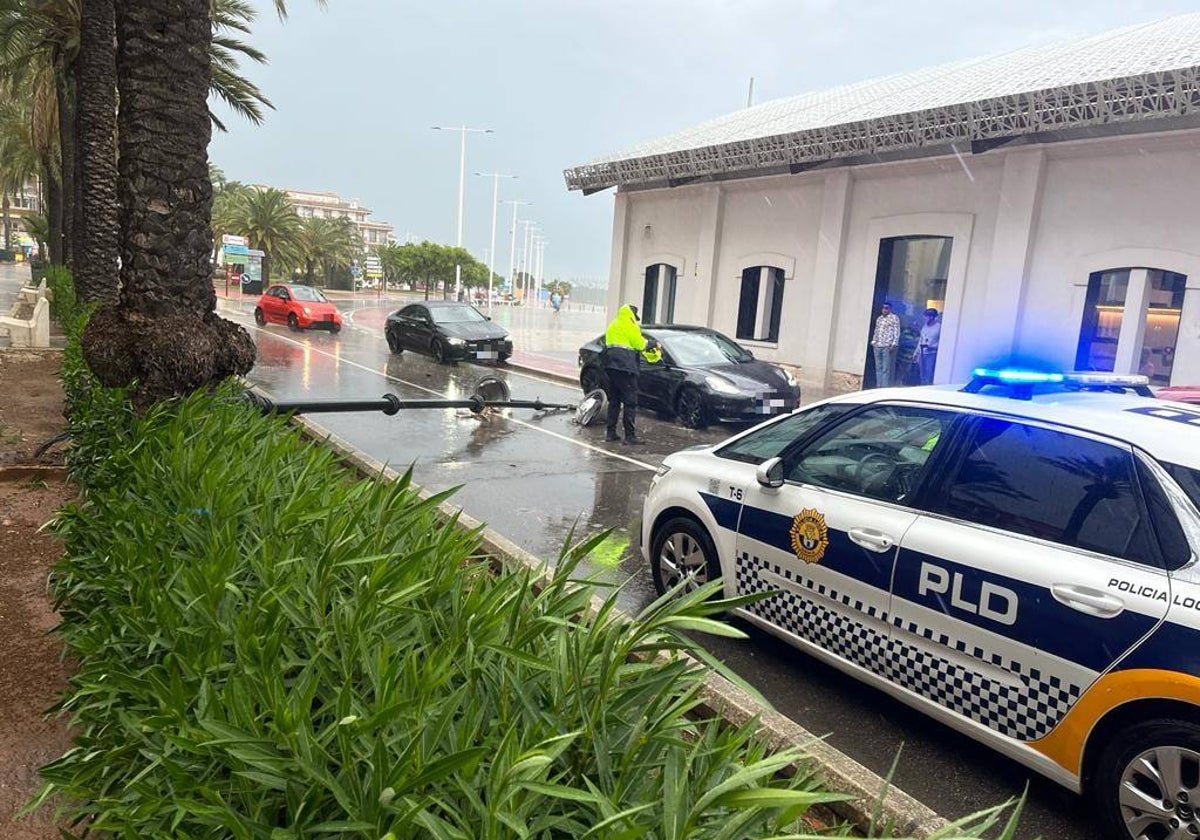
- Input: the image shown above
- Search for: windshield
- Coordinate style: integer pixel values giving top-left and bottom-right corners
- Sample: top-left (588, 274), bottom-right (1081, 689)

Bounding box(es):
top-left (658, 331), bottom-right (751, 366)
top-left (431, 305), bottom-right (487, 325)
top-left (288, 286), bottom-right (327, 303)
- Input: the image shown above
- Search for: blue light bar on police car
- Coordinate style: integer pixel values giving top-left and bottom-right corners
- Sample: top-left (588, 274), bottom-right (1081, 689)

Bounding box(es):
top-left (970, 368), bottom-right (1064, 384)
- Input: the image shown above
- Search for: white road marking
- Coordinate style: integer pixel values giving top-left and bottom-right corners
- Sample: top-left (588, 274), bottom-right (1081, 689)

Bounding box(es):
top-left (235, 315), bottom-right (658, 472)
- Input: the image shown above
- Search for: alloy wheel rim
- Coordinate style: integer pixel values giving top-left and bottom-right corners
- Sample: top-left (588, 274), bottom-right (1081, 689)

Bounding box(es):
top-left (680, 393), bottom-right (702, 427)
top-left (659, 531), bottom-right (708, 591)
top-left (1120, 746), bottom-right (1200, 839)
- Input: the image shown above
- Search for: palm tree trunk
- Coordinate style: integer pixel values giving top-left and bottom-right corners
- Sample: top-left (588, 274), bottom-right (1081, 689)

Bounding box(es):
top-left (55, 67), bottom-right (76, 270)
top-left (73, 0), bottom-right (120, 306)
top-left (2, 193), bottom-right (10, 253)
top-left (44, 163), bottom-right (63, 265)
top-left (81, 0), bottom-right (254, 405)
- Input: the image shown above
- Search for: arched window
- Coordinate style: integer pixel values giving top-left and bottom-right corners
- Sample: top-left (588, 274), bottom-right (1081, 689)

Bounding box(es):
top-left (736, 266), bottom-right (784, 343)
top-left (1076, 267), bottom-right (1186, 385)
top-left (642, 263), bottom-right (677, 324)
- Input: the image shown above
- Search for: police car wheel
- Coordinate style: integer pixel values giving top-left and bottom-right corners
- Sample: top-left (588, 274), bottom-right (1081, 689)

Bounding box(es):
top-left (649, 517), bottom-right (720, 597)
top-left (1092, 718), bottom-right (1200, 840)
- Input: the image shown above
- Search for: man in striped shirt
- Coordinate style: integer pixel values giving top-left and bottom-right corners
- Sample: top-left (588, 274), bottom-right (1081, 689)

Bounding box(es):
top-left (871, 301), bottom-right (902, 387)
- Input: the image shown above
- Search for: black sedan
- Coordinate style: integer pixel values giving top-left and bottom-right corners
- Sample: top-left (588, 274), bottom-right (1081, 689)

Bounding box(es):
top-left (385, 301), bottom-right (513, 364)
top-left (578, 325), bottom-right (801, 428)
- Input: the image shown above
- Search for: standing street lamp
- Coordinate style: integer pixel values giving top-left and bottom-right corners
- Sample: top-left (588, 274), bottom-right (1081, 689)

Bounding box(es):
top-left (432, 125), bottom-right (492, 299)
top-left (519, 220), bottom-right (538, 302)
top-left (535, 237), bottom-right (547, 307)
top-left (475, 172), bottom-right (517, 313)
top-left (500, 199), bottom-right (531, 305)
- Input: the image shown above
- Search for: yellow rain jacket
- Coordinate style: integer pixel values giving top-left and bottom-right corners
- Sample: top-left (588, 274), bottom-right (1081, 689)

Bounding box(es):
top-left (603, 305), bottom-right (649, 373)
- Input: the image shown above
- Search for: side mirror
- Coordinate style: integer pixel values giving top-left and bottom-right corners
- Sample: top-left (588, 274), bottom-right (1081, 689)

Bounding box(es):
top-left (756, 456), bottom-right (784, 489)
top-left (485, 315), bottom-right (492, 321)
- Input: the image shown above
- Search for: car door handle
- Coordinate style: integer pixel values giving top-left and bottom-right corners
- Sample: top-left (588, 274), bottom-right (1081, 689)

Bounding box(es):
top-left (848, 528), bottom-right (895, 554)
top-left (1051, 584), bottom-right (1125, 618)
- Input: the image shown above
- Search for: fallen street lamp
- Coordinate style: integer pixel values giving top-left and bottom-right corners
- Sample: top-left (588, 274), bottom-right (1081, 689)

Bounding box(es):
top-left (244, 377), bottom-right (609, 427)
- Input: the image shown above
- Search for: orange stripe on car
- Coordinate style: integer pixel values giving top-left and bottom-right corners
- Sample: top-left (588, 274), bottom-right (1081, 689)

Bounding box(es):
top-left (1029, 669), bottom-right (1200, 775)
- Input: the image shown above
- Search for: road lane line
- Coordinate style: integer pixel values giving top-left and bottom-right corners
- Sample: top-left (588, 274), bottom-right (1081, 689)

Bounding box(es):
top-left (240, 321), bottom-right (659, 472)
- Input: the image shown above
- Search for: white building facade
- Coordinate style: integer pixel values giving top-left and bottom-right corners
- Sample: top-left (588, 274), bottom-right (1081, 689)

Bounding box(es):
top-left (566, 15), bottom-right (1200, 393)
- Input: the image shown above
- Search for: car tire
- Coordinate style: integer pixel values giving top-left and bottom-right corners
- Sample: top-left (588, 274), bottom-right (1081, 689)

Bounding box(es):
top-left (676, 387), bottom-right (709, 430)
top-left (254, 307), bottom-right (266, 326)
top-left (580, 366), bottom-right (604, 394)
top-left (1090, 718), bottom-right (1200, 840)
top-left (287, 313), bottom-right (301, 332)
top-left (330, 323), bottom-right (341, 335)
top-left (432, 339), bottom-right (448, 364)
top-left (649, 516), bottom-right (722, 598)
top-left (386, 330), bottom-right (402, 354)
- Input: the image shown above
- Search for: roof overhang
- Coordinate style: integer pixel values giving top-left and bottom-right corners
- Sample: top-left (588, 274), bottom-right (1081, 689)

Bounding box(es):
top-left (564, 68), bottom-right (1200, 193)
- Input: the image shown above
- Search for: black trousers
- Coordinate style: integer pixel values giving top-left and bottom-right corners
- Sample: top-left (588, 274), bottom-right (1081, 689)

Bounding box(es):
top-left (605, 370), bottom-right (638, 437)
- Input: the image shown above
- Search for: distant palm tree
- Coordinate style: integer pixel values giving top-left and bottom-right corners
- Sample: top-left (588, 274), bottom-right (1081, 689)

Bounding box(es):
top-left (0, 93), bottom-right (38, 252)
top-left (296, 215), bottom-right (360, 287)
top-left (229, 187), bottom-right (300, 286)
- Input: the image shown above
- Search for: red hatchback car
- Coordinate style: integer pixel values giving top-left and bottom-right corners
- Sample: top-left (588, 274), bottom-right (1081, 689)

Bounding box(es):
top-left (254, 283), bottom-right (342, 333)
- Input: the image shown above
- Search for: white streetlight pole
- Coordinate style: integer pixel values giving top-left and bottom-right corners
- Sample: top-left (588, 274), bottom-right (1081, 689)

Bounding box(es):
top-left (432, 125), bottom-right (492, 299)
top-left (519, 220), bottom-right (537, 301)
top-left (536, 237), bottom-right (547, 306)
top-left (475, 173), bottom-right (516, 313)
top-left (500, 200), bottom-right (530, 302)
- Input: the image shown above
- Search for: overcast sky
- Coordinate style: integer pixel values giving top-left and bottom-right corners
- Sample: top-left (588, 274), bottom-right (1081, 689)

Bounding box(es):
top-left (209, 0), bottom-right (1197, 286)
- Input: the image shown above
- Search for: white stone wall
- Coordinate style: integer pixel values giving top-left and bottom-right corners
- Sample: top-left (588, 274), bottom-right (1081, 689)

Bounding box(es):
top-left (605, 128), bottom-right (1200, 391)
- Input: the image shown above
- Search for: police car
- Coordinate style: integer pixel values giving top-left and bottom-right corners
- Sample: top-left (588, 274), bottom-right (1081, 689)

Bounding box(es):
top-left (642, 369), bottom-right (1200, 840)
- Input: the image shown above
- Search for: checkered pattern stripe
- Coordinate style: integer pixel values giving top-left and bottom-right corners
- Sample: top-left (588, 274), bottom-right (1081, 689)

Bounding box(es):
top-left (734, 552), bottom-right (1082, 741)
top-left (734, 552), bottom-right (891, 675)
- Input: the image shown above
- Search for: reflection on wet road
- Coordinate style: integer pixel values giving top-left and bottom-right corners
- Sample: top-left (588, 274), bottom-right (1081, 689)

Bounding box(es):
top-left (224, 298), bottom-right (1091, 840)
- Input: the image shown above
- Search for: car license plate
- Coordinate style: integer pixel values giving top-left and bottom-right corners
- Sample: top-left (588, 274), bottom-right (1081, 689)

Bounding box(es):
top-left (475, 350), bottom-right (499, 359)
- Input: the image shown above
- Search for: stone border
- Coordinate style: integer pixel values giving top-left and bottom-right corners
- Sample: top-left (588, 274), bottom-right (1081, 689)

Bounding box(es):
top-left (289, 412), bottom-right (952, 837)
top-left (504, 359), bottom-right (578, 388)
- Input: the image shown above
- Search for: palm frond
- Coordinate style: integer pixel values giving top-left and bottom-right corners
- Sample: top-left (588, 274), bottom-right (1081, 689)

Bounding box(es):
top-left (209, 59), bottom-right (272, 128)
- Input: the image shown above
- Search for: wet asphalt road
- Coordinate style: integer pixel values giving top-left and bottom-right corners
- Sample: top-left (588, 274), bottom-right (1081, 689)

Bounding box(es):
top-left (224, 297), bottom-right (1089, 840)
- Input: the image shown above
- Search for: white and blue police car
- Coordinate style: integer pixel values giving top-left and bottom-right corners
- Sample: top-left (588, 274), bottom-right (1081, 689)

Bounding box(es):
top-left (642, 369), bottom-right (1200, 840)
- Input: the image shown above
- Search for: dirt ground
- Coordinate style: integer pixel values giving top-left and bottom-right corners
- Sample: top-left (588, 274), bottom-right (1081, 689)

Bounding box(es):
top-left (0, 350), bottom-right (74, 839)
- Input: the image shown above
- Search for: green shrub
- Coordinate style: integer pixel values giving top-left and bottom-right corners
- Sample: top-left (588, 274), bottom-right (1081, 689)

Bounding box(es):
top-left (36, 381), bottom-right (863, 838)
top-left (43, 264), bottom-right (78, 324)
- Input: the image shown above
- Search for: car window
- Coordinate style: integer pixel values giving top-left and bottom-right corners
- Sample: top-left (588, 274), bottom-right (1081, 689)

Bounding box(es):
top-left (289, 286), bottom-right (327, 303)
top-left (716, 403), bottom-right (855, 465)
top-left (785, 404), bottom-right (953, 504)
top-left (1136, 459), bottom-right (1192, 570)
top-left (1165, 462), bottom-right (1200, 512)
top-left (430, 304), bottom-right (487, 324)
top-left (658, 331), bottom-right (751, 366)
top-left (400, 306), bottom-right (427, 322)
top-left (934, 418), bottom-right (1159, 566)
top-left (277, 288), bottom-right (290, 300)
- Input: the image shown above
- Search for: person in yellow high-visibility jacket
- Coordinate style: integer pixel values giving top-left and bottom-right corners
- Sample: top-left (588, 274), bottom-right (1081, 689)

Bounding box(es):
top-left (602, 304), bottom-right (658, 445)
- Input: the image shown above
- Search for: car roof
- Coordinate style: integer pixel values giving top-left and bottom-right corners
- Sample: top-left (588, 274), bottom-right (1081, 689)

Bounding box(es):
top-left (421, 300), bottom-right (477, 308)
top-left (821, 385), bottom-right (1200, 468)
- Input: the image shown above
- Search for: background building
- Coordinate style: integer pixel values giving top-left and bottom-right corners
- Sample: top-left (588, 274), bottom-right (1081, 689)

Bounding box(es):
top-left (271, 187), bottom-right (395, 252)
top-left (566, 14), bottom-right (1200, 393)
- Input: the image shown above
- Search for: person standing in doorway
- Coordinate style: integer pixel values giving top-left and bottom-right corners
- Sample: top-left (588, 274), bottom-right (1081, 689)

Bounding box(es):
top-left (917, 308), bottom-right (941, 385)
top-left (602, 304), bottom-right (657, 445)
top-left (871, 301), bottom-right (902, 387)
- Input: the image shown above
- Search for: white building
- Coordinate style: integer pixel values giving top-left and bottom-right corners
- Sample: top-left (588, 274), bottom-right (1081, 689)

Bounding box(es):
top-left (565, 14), bottom-right (1200, 393)
top-left (270, 187), bottom-right (396, 252)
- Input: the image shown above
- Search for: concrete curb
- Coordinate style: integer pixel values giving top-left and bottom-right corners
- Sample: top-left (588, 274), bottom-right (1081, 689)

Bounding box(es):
top-left (505, 359), bottom-right (578, 387)
top-left (289, 412), bottom-right (952, 838)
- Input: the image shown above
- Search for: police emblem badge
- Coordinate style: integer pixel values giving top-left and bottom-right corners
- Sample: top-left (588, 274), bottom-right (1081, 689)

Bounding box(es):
top-left (789, 508), bottom-right (829, 564)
